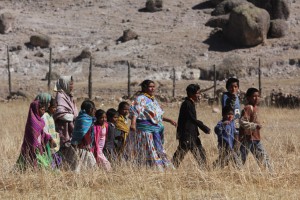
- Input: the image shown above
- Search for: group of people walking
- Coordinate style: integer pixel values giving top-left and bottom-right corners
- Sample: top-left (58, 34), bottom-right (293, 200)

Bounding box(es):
top-left (16, 76), bottom-right (272, 172)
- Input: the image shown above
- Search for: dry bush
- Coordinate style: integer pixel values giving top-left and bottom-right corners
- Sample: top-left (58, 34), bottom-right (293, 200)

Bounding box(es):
top-left (0, 101), bottom-right (299, 199)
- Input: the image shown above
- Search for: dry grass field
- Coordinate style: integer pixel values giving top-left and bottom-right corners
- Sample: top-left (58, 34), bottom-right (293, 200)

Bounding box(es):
top-left (0, 97), bottom-right (299, 199)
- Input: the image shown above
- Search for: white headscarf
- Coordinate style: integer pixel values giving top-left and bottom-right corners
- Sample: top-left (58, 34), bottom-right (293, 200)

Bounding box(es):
top-left (54, 76), bottom-right (73, 94)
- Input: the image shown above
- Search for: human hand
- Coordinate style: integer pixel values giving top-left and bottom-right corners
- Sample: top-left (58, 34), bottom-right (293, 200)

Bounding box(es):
top-left (130, 123), bottom-right (136, 132)
top-left (49, 139), bottom-right (57, 148)
top-left (222, 121), bottom-right (231, 126)
top-left (256, 124), bottom-right (262, 130)
top-left (170, 120), bottom-right (177, 127)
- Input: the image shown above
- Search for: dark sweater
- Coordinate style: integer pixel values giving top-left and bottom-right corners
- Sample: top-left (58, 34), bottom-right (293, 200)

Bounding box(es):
top-left (176, 97), bottom-right (210, 140)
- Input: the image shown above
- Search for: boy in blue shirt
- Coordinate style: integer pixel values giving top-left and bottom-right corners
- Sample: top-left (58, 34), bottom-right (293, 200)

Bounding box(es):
top-left (214, 106), bottom-right (241, 168)
top-left (222, 78), bottom-right (241, 132)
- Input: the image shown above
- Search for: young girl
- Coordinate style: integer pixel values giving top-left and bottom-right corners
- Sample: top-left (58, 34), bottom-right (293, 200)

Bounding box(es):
top-left (69, 100), bottom-right (96, 172)
top-left (93, 109), bottom-right (111, 171)
top-left (42, 98), bottom-right (62, 168)
top-left (116, 102), bottom-right (131, 160)
top-left (17, 100), bottom-right (55, 170)
top-left (116, 101), bottom-right (130, 145)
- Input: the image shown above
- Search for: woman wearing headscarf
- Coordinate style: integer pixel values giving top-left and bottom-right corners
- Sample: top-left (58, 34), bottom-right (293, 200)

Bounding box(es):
top-left (53, 76), bottom-right (78, 148)
top-left (35, 93), bottom-right (62, 168)
top-left (129, 80), bottom-right (177, 171)
top-left (16, 100), bottom-right (55, 170)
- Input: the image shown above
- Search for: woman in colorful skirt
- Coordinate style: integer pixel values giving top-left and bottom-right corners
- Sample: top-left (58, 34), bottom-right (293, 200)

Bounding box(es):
top-left (129, 79), bottom-right (177, 171)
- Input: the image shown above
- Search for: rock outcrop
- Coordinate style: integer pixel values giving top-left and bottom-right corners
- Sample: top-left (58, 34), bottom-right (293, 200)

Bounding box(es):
top-left (0, 12), bottom-right (15, 34)
top-left (223, 4), bottom-right (270, 46)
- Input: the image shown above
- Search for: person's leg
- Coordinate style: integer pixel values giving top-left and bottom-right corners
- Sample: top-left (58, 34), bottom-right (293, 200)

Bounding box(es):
top-left (191, 138), bottom-right (207, 169)
top-left (214, 141), bottom-right (227, 168)
top-left (240, 140), bottom-right (250, 164)
top-left (231, 150), bottom-right (242, 169)
top-left (172, 140), bottom-right (189, 168)
top-left (253, 141), bottom-right (272, 171)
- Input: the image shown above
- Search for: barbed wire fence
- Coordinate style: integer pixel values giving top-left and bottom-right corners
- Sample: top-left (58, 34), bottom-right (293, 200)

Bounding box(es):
top-left (4, 46), bottom-right (300, 107)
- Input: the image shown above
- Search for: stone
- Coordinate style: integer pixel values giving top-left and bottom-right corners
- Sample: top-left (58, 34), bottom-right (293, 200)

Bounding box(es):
top-left (223, 4), bottom-right (270, 46)
top-left (0, 12), bottom-right (15, 34)
top-left (212, 0), bottom-right (250, 16)
top-left (122, 29), bottom-right (138, 42)
top-left (247, 0), bottom-right (290, 20)
top-left (146, 0), bottom-right (163, 12)
top-left (30, 34), bottom-right (51, 48)
top-left (268, 19), bottom-right (288, 38)
top-left (211, 0), bottom-right (225, 6)
top-left (205, 14), bottom-right (229, 29)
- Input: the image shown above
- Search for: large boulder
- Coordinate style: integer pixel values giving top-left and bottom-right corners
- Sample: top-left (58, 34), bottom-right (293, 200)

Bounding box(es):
top-left (268, 19), bottom-right (288, 38)
top-left (0, 12), bottom-right (15, 34)
top-left (247, 0), bottom-right (290, 20)
top-left (223, 4), bottom-right (270, 46)
top-left (30, 34), bottom-right (51, 48)
top-left (146, 0), bottom-right (163, 12)
top-left (212, 0), bottom-right (250, 16)
top-left (205, 14), bottom-right (229, 29)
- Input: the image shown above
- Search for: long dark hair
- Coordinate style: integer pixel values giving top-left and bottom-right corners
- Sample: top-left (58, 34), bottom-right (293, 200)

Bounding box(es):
top-left (81, 100), bottom-right (95, 114)
top-left (140, 79), bottom-right (154, 93)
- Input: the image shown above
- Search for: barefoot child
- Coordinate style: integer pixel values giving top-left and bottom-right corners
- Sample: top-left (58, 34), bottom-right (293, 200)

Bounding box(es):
top-left (239, 88), bottom-right (271, 170)
top-left (214, 106), bottom-right (242, 168)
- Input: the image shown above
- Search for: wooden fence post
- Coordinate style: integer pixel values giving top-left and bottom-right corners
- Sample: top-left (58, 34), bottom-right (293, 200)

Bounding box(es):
top-left (88, 56), bottom-right (93, 99)
top-left (172, 67), bottom-right (176, 97)
top-left (48, 47), bottom-right (52, 91)
top-left (213, 65), bottom-right (216, 100)
top-left (7, 46), bottom-right (12, 94)
top-left (258, 58), bottom-right (262, 95)
top-left (127, 61), bottom-right (131, 98)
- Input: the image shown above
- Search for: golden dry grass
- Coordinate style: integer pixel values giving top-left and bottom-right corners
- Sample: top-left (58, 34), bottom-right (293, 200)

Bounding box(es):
top-left (0, 100), bottom-right (299, 199)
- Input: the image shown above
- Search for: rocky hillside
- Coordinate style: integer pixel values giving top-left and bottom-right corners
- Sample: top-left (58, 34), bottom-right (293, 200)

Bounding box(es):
top-left (0, 0), bottom-right (299, 98)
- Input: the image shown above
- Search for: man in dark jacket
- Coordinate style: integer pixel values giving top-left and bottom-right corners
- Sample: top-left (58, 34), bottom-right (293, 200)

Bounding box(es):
top-left (172, 84), bottom-right (211, 169)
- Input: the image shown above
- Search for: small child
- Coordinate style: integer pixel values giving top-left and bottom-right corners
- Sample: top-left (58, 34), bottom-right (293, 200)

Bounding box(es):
top-left (214, 106), bottom-right (241, 168)
top-left (239, 88), bottom-right (271, 170)
top-left (222, 78), bottom-right (241, 132)
top-left (172, 84), bottom-right (211, 169)
top-left (42, 98), bottom-right (62, 168)
top-left (105, 108), bottom-right (118, 163)
top-left (70, 100), bottom-right (97, 171)
top-left (116, 101), bottom-right (130, 145)
top-left (115, 101), bottom-right (130, 158)
top-left (93, 109), bottom-right (111, 171)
